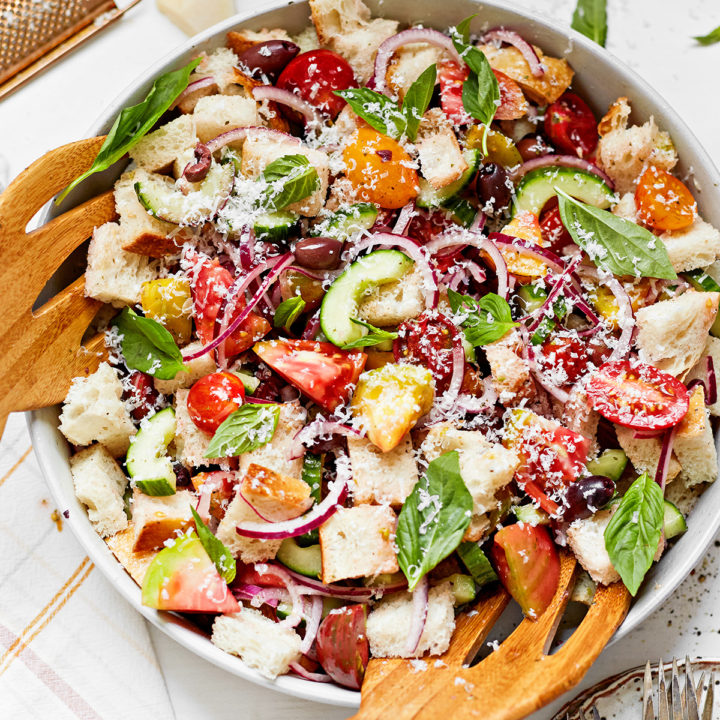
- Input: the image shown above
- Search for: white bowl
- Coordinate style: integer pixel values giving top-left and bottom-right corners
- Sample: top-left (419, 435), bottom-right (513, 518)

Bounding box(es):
top-left (28, 0), bottom-right (720, 709)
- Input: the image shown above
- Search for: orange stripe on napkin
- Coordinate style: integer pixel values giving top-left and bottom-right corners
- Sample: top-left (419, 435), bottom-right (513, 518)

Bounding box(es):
top-left (0, 446), bottom-right (32, 489)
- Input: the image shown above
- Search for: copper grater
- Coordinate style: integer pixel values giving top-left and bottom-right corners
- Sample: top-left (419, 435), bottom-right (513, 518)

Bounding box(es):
top-left (0, 0), bottom-right (142, 101)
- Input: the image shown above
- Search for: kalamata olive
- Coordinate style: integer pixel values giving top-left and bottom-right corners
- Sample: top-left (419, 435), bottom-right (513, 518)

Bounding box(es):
top-left (293, 236), bottom-right (344, 270)
top-left (183, 143), bottom-right (211, 182)
top-left (516, 135), bottom-right (553, 162)
top-left (561, 475), bottom-right (616, 522)
top-left (172, 462), bottom-right (192, 488)
top-left (237, 40), bottom-right (300, 82)
top-left (476, 163), bottom-right (512, 214)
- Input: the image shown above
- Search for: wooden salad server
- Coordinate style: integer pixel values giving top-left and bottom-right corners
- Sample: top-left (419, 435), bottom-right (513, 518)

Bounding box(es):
top-left (350, 551), bottom-right (631, 720)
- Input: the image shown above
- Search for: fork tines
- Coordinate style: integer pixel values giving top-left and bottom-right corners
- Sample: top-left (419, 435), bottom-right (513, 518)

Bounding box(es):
top-left (641, 657), bottom-right (716, 720)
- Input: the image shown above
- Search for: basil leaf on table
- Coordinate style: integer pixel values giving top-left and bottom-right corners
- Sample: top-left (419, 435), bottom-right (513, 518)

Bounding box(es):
top-left (402, 64), bottom-right (437, 141)
top-left (694, 26), bottom-right (720, 45)
top-left (556, 189), bottom-right (677, 280)
top-left (396, 451), bottom-right (473, 590)
top-left (341, 318), bottom-right (398, 350)
top-left (114, 308), bottom-right (188, 380)
top-left (274, 296), bottom-right (306, 331)
top-left (571, 0), bottom-right (608, 47)
top-left (205, 403), bottom-right (280, 458)
top-left (448, 289), bottom-right (518, 347)
top-left (57, 58), bottom-right (200, 204)
top-left (604, 472), bottom-right (664, 596)
top-left (190, 506), bottom-right (236, 583)
top-left (258, 155), bottom-right (320, 211)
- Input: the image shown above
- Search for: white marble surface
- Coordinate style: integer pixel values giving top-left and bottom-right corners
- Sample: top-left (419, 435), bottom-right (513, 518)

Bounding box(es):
top-left (2, 0), bottom-right (720, 718)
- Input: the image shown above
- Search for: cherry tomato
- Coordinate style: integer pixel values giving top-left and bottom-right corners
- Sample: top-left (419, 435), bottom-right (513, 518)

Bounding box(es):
top-left (276, 49), bottom-right (356, 118)
top-left (539, 196), bottom-right (573, 253)
top-left (187, 372), bottom-right (246, 433)
top-left (493, 69), bottom-right (528, 121)
top-left (635, 165), bottom-right (697, 231)
top-left (544, 92), bottom-right (598, 158)
top-left (585, 360), bottom-right (690, 430)
top-left (316, 605), bottom-right (369, 689)
top-left (123, 371), bottom-right (159, 421)
top-left (491, 524), bottom-right (560, 619)
top-left (342, 128), bottom-right (418, 209)
top-left (233, 563), bottom-right (288, 589)
top-left (393, 311), bottom-right (461, 393)
top-left (253, 339), bottom-right (367, 411)
top-left (407, 208), bottom-right (461, 272)
top-left (438, 61), bottom-right (471, 125)
top-left (540, 335), bottom-right (592, 386)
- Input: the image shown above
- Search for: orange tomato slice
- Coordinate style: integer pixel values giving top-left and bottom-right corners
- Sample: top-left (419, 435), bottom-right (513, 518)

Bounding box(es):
top-left (635, 165), bottom-right (696, 231)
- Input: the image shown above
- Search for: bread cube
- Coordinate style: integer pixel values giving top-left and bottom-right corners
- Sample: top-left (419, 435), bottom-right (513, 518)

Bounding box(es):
top-left (484, 328), bottom-right (535, 404)
top-left (174, 388), bottom-right (222, 467)
top-left (319, 505), bottom-right (399, 583)
top-left (193, 94), bottom-right (257, 146)
top-left (416, 109), bottom-right (467, 189)
top-left (366, 583), bottom-right (455, 658)
top-left (154, 341), bottom-right (217, 395)
top-left (359, 266), bottom-right (424, 326)
top-left (292, 26), bottom-right (320, 54)
top-left (129, 115), bottom-right (197, 173)
top-left (131, 490), bottom-right (195, 552)
top-left (686, 336), bottom-right (720, 416)
top-left (59, 362), bottom-right (135, 457)
top-left (70, 444), bottom-right (128, 537)
top-left (386, 44), bottom-right (448, 99)
top-left (106, 525), bottom-right (158, 585)
top-left (566, 509), bottom-right (621, 585)
top-left (615, 424), bottom-right (681, 482)
top-left (674, 386), bottom-right (718, 486)
top-left (239, 463), bottom-right (313, 521)
top-left (559, 386), bottom-right (600, 453)
top-left (212, 609), bottom-right (302, 679)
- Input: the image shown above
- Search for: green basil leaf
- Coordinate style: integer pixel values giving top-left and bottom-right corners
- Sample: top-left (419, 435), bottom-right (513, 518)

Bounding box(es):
top-left (135, 479), bottom-right (176, 496)
top-left (402, 64), bottom-right (437, 141)
top-left (190, 506), bottom-right (236, 583)
top-left (113, 308), bottom-right (188, 380)
top-left (571, 0), bottom-right (608, 47)
top-left (556, 189), bottom-right (677, 280)
top-left (694, 26), bottom-right (720, 45)
top-left (205, 403), bottom-right (280, 458)
top-left (258, 154), bottom-right (320, 211)
top-left (302, 453), bottom-right (324, 504)
top-left (57, 59), bottom-right (200, 204)
top-left (396, 451), bottom-right (473, 590)
top-left (273, 296), bottom-right (306, 331)
top-left (448, 289), bottom-right (518, 347)
top-left (341, 318), bottom-right (398, 349)
top-left (604, 472), bottom-right (664, 595)
top-left (334, 88), bottom-right (407, 139)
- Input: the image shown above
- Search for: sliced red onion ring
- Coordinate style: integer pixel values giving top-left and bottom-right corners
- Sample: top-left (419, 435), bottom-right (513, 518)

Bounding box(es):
top-left (171, 76), bottom-right (216, 110)
top-left (440, 333), bottom-right (466, 411)
top-left (302, 312), bottom-right (321, 340)
top-left (282, 567), bottom-right (376, 599)
top-left (300, 595), bottom-right (323, 654)
top-left (238, 490), bottom-right (273, 523)
top-left (686, 355), bottom-right (717, 405)
top-left (456, 378), bottom-right (498, 413)
top-left (289, 662), bottom-right (333, 683)
top-left (512, 156), bottom-right (615, 189)
top-left (373, 28), bottom-right (462, 95)
top-left (252, 86), bottom-right (322, 126)
top-left (232, 584), bottom-right (284, 608)
top-left (393, 201), bottom-right (416, 235)
top-left (290, 420), bottom-right (361, 460)
top-left (519, 325), bottom-right (570, 403)
top-left (236, 480), bottom-right (347, 539)
top-left (655, 424), bottom-right (678, 490)
top-left (482, 28), bottom-right (545, 77)
top-left (470, 211), bottom-right (487, 232)
top-left (633, 427), bottom-right (666, 439)
top-left (405, 576), bottom-right (429, 655)
top-left (205, 125), bottom-right (301, 155)
top-left (253, 563), bottom-right (305, 628)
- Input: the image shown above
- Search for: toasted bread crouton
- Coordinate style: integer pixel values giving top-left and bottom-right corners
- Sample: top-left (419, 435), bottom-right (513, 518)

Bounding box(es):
top-left (635, 291), bottom-right (719, 378)
top-left (615, 424), bottom-right (681, 482)
top-left (240, 463), bottom-right (313, 521)
top-left (154, 342), bottom-right (216, 394)
top-left (131, 490), bottom-right (194, 552)
top-left (129, 115), bottom-right (197, 173)
top-left (366, 583), bottom-right (455, 658)
top-left (309, 0), bottom-right (370, 44)
top-left (212, 609), bottom-right (301, 679)
top-left (194, 47), bottom-right (243, 93)
top-left (193, 94), bottom-right (258, 145)
top-left (106, 525), bottom-right (158, 585)
top-left (230, 67), bottom-right (290, 133)
top-left (174, 388), bottom-right (222, 467)
top-left (416, 109), bottom-right (467, 189)
top-left (292, 26), bottom-right (320, 54)
top-left (559, 386), bottom-right (600, 453)
top-left (484, 328), bottom-right (535, 404)
top-left (348, 433), bottom-right (419, 506)
top-left (596, 97), bottom-right (677, 194)
top-left (320, 505), bottom-right (399, 583)
top-left (611, 192), bottom-right (637, 221)
top-left (60, 362), bottom-right (135, 457)
top-left (215, 493), bottom-right (282, 562)
top-left (566, 509), bottom-right (621, 585)
top-left (477, 44), bottom-right (573, 105)
top-left (226, 28), bottom-right (292, 57)
top-left (70, 444), bottom-right (128, 537)
top-left (85, 222), bottom-right (157, 307)
top-left (686, 337), bottom-right (720, 416)
top-left (387, 44), bottom-right (449, 100)
top-left (241, 132), bottom-right (329, 216)
top-left (674, 386), bottom-right (717, 486)
top-left (359, 266), bottom-right (424, 326)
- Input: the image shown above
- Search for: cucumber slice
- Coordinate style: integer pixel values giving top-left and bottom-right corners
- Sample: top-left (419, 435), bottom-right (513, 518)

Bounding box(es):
top-left (570, 571), bottom-right (596, 605)
top-left (514, 504), bottom-right (550, 526)
top-left (443, 573), bottom-right (477, 606)
top-left (253, 211), bottom-right (297, 242)
top-left (231, 369), bottom-right (259, 394)
top-left (684, 269), bottom-right (720, 337)
top-left (586, 449), bottom-right (628, 483)
top-left (313, 203), bottom-right (379, 241)
top-left (663, 500), bottom-right (687, 539)
top-left (276, 538), bottom-right (322, 578)
top-left (457, 541), bottom-right (498, 587)
top-left (320, 249), bottom-right (414, 346)
top-left (512, 166), bottom-right (615, 216)
top-left (417, 149), bottom-right (481, 208)
top-left (321, 597), bottom-right (345, 618)
top-left (135, 161), bottom-right (234, 225)
top-left (516, 284), bottom-right (547, 314)
top-left (443, 196), bottom-right (477, 227)
top-left (127, 407), bottom-right (176, 495)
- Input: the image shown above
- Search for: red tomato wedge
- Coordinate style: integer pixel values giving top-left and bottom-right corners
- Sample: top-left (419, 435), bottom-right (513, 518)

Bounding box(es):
top-left (438, 61), bottom-right (472, 125)
top-left (539, 196), bottom-right (573, 253)
top-left (493, 69), bottom-right (528, 121)
top-left (585, 360), bottom-right (690, 430)
top-left (544, 92), bottom-right (598, 158)
top-left (254, 339), bottom-right (367, 412)
top-left (234, 563), bottom-right (288, 589)
top-left (316, 605), bottom-right (369, 689)
top-left (635, 165), bottom-right (697, 232)
top-left (187, 372), bottom-right (246, 433)
top-left (491, 524), bottom-right (560, 619)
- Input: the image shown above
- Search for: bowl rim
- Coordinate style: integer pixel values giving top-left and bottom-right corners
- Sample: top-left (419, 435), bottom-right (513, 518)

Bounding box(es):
top-left (27, 0), bottom-right (720, 708)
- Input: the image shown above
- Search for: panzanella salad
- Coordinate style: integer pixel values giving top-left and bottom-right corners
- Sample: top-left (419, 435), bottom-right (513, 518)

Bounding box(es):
top-left (59, 0), bottom-right (720, 687)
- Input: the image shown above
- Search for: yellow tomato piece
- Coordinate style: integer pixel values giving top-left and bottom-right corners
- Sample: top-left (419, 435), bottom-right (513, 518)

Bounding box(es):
top-left (141, 278), bottom-right (192, 344)
top-left (351, 364), bottom-right (434, 452)
top-left (588, 279), bottom-right (655, 330)
top-left (500, 211), bottom-right (547, 279)
top-left (466, 125), bottom-right (522, 167)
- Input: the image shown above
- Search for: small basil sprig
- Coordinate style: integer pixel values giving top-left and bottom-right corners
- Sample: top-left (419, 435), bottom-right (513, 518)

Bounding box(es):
top-left (205, 403), bottom-right (280, 458)
top-left (274, 296), bottom-right (306, 331)
top-left (335, 64), bottom-right (437, 142)
top-left (190, 506), bottom-right (236, 583)
top-left (114, 308), bottom-right (188, 380)
top-left (341, 318), bottom-right (398, 350)
top-left (258, 155), bottom-right (319, 211)
top-left (396, 451), bottom-right (472, 590)
top-left (694, 25), bottom-right (720, 45)
top-left (57, 59), bottom-right (200, 204)
top-left (556, 189), bottom-right (677, 280)
top-left (571, 0), bottom-right (608, 47)
top-left (604, 472), bottom-right (664, 595)
top-left (448, 289), bottom-right (518, 346)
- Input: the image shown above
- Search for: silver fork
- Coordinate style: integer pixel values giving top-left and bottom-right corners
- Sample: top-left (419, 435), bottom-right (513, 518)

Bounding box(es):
top-left (642, 656), bottom-right (715, 720)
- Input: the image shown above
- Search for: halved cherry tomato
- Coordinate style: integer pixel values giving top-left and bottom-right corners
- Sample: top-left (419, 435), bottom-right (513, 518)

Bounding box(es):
top-left (544, 92), bottom-right (598, 158)
top-left (233, 562), bottom-right (288, 589)
top-left (491, 524), bottom-right (560, 619)
top-left (493, 69), bottom-right (528, 121)
top-left (276, 49), bottom-right (356, 118)
top-left (539, 196), bottom-right (573, 253)
top-left (254, 339), bottom-right (367, 411)
top-left (187, 372), bottom-right (246, 433)
top-left (585, 360), bottom-right (690, 430)
top-left (540, 335), bottom-right (592, 386)
top-left (342, 128), bottom-right (419, 209)
top-left (438, 61), bottom-right (471, 125)
top-left (316, 605), bottom-right (369, 689)
top-left (635, 165), bottom-right (697, 231)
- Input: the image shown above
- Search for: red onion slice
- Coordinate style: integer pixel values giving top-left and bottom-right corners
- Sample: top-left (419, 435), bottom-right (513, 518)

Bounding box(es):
top-left (655, 425), bottom-right (678, 490)
top-left (633, 428), bottom-right (666, 440)
top-left (171, 76), bottom-right (216, 110)
top-left (300, 595), bottom-right (324, 654)
top-left (519, 325), bottom-right (570, 403)
top-left (393, 201), bottom-right (416, 236)
top-left (205, 125), bottom-right (301, 155)
top-left (405, 576), bottom-right (429, 655)
top-left (686, 356), bottom-right (717, 405)
top-left (512, 156), bottom-right (615, 189)
top-left (252, 86), bottom-right (322, 126)
top-left (302, 312), bottom-right (321, 340)
top-left (289, 420), bottom-right (361, 460)
top-left (482, 28), bottom-right (545, 77)
top-left (238, 490), bottom-right (274, 523)
top-left (289, 662), bottom-right (333, 683)
top-left (252, 563), bottom-right (305, 628)
top-left (232, 584), bottom-right (285, 608)
top-left (470, 211), bottom-right (487, 232)
top-left (281, 567), bottom-right (376, 599)
top-left (456, 378), bottom-right (498, 414)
